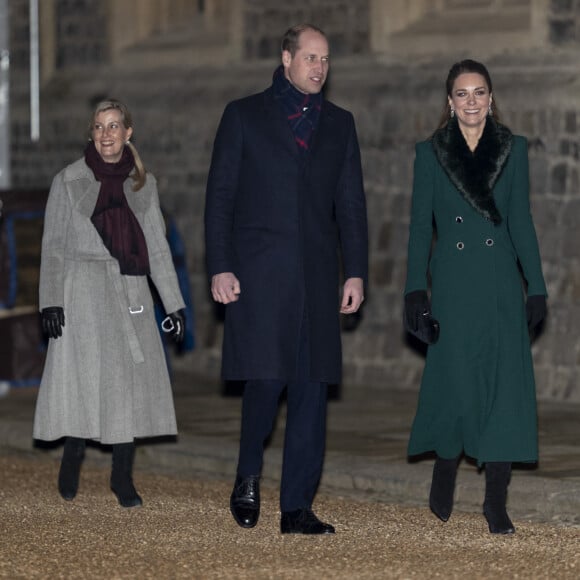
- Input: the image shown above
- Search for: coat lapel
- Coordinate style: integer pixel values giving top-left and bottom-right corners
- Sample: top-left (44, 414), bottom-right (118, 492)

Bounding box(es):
top-left (432, 117), bottom-right (512, 225)
top-left (263, 88), bottom-right (301, 161)
top-left (125, 180), bottom-right (149, 215)
top-left (69, 163), bottom-right (101, 218)
top-left (308, 101), bottom-right (332, 156)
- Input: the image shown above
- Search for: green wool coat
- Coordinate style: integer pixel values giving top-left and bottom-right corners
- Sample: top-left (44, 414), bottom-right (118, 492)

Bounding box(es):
top-left (405, 119), bottom-right (547, 464)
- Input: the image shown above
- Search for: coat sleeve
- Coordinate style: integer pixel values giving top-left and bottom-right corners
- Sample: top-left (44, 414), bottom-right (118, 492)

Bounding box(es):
top-left (39, 170), bottom-right (72, 310)
top-left (507, 136), bottom-right (547, 297)
top-left (143, 175), bottom-right (186, 314)
top-left (334, 112), bottom-right (368, 283)
top-left (204, 101), bottom-right (243, 277)
top-left (404, 142), bottom-right (436, 295)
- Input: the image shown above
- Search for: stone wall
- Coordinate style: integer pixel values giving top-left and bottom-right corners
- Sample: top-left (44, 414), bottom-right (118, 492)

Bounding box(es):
top-left (548, 0), bottom-right (580, 44)
top-left (334, 59), bottom-right (580, 402)
top-left (5, 1), bottom-right (580, 402)
top-left (241, 0), bottom-right (370, 58)
top-left (7, 0), bottom-right (30, 75)
top-left (54, 0), bottom-right (109, 69)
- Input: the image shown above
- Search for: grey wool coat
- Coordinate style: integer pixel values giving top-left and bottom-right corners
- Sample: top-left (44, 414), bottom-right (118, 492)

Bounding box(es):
top-left (33, 158), bottom-right (185, 444)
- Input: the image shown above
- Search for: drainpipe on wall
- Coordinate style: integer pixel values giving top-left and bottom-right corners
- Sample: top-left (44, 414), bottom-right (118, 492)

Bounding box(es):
top-left (0, 0), bottom-right (10, 187)
top-left (29, 0), bottom-right (39, 143)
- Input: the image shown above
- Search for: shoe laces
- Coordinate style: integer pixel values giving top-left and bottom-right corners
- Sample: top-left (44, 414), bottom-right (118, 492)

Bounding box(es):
top-left (296, 509), bottom-right (319, 525)
top-left (235, 476), bottom-right (259, 498)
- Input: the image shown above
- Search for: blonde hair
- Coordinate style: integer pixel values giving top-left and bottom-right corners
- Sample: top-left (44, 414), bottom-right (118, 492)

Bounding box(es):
top-left (88, 98), bottom-right (147, 191)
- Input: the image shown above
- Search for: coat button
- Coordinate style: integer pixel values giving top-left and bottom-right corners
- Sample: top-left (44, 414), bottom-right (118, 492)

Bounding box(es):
top-left (456, 241), bottom-right (465, 250)
top-left (485, 238), bottom-right (494, 247)
top-left (455, 216), bottom-right (463, 223)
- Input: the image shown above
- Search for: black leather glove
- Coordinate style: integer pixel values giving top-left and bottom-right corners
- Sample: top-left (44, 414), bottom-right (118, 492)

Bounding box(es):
top-left (41, 307), bottom-right (65, 339)
top-left (166, 310), bottom-right (185, 343)
top-left (526, 295), bottom-right (547, 333)
top-left (404, 290), bottom-right (431, 333)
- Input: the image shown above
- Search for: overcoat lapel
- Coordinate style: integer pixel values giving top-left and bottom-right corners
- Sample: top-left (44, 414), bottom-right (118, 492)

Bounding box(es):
top-left (432, 117), bottom-right (512, 225)
top-left (73, 176), bottom-right (101, 218)
top-left (263, 88), bottom-right (301, 162)
top-left (125, 181), bottom-right (149, 214)
top-left (308, 102), bottom-right (332, 157)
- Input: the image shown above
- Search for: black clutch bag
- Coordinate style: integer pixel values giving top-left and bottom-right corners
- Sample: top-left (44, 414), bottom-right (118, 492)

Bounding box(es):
top-left (406, 310), bottom-right (440, 345)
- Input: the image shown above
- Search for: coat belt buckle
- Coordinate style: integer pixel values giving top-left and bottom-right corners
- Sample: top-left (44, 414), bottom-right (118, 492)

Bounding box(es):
top-left (161, 316), bottom-right (175, 333)
top-left (129, 305), bottom-right (144, 314)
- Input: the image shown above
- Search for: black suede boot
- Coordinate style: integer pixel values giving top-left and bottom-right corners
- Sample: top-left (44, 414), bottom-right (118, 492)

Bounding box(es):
top-left (429, 455), bottom-right (459, 522)
top-left (483, 461), bottom-right (515, 534)
top-left (110, 442), bottom-right (142, 508)
top-left (58, 437), bottom-right (86, 500)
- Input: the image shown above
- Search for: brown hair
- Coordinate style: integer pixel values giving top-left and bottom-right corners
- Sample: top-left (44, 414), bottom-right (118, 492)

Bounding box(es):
top-left (88, 98), bottom-right (147, 191)
top-left (281, 23), bottom-right (326, 56)
top-left (436, 59), bottom-right (500, 131)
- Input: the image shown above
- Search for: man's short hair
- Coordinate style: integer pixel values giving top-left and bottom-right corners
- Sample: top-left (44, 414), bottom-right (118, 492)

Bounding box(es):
top-left (281, 23), bottom-right (326, 56)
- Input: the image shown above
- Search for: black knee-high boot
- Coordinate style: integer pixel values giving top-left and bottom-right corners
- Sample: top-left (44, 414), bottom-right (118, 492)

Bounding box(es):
top-left (483, 461), bottom-right (515, 534)
top-left (110, 442), bottom-right (142, 508)
top-left (58, 437), bottom-right (86, 500)
top-left (429, 455), bottom-right (460, 522)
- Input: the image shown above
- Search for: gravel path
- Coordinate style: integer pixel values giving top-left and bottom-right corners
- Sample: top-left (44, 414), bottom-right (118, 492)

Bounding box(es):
top-left (1, 452), bottom-right (579, 579)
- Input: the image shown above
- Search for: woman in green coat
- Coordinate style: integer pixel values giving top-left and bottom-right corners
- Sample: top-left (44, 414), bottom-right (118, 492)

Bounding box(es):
top-left (404, 60), bottom-right (547, 534)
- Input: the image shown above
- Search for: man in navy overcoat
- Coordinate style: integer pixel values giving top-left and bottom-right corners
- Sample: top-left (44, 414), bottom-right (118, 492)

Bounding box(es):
top-left (205, 23), bottom-right (368, 535)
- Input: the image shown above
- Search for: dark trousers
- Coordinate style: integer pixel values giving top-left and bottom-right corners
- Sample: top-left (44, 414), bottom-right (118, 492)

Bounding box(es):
top-left (236, 315), bottom-right (328, 512)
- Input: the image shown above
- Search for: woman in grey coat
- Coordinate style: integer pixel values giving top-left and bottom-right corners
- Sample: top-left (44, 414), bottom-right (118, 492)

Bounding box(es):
top-left (33, 99), bottom-right (185, 507)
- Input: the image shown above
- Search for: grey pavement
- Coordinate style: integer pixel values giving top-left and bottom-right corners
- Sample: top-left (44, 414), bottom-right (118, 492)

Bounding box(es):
top-left (1, 370), bottom-right (579, 528)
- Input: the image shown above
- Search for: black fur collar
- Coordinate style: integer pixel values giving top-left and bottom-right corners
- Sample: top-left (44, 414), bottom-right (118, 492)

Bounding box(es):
top-left (432, 117), bottom-right (513, 225)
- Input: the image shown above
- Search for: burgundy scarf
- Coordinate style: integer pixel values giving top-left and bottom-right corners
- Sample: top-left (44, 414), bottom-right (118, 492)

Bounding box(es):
top-left (85, 141), bottom-right (150, 276)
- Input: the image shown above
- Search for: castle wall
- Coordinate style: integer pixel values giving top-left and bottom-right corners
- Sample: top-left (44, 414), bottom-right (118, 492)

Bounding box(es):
top-left (6, 0), bottom-right (580, 400)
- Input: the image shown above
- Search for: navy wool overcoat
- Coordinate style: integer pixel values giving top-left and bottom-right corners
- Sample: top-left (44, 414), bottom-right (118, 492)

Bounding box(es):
top-left (205, 87), bottom-right (368, 384)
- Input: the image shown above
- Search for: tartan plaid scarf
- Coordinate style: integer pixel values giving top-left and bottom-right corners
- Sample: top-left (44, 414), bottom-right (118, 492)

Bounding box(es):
top-left (272, 65), bottom-right (322, 153)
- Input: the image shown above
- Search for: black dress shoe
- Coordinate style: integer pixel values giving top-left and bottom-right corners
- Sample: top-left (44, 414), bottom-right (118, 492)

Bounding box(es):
top-left (230, 475), bottom-right (260, 528)
top-left (280, 509), bottom-right (335, 534)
